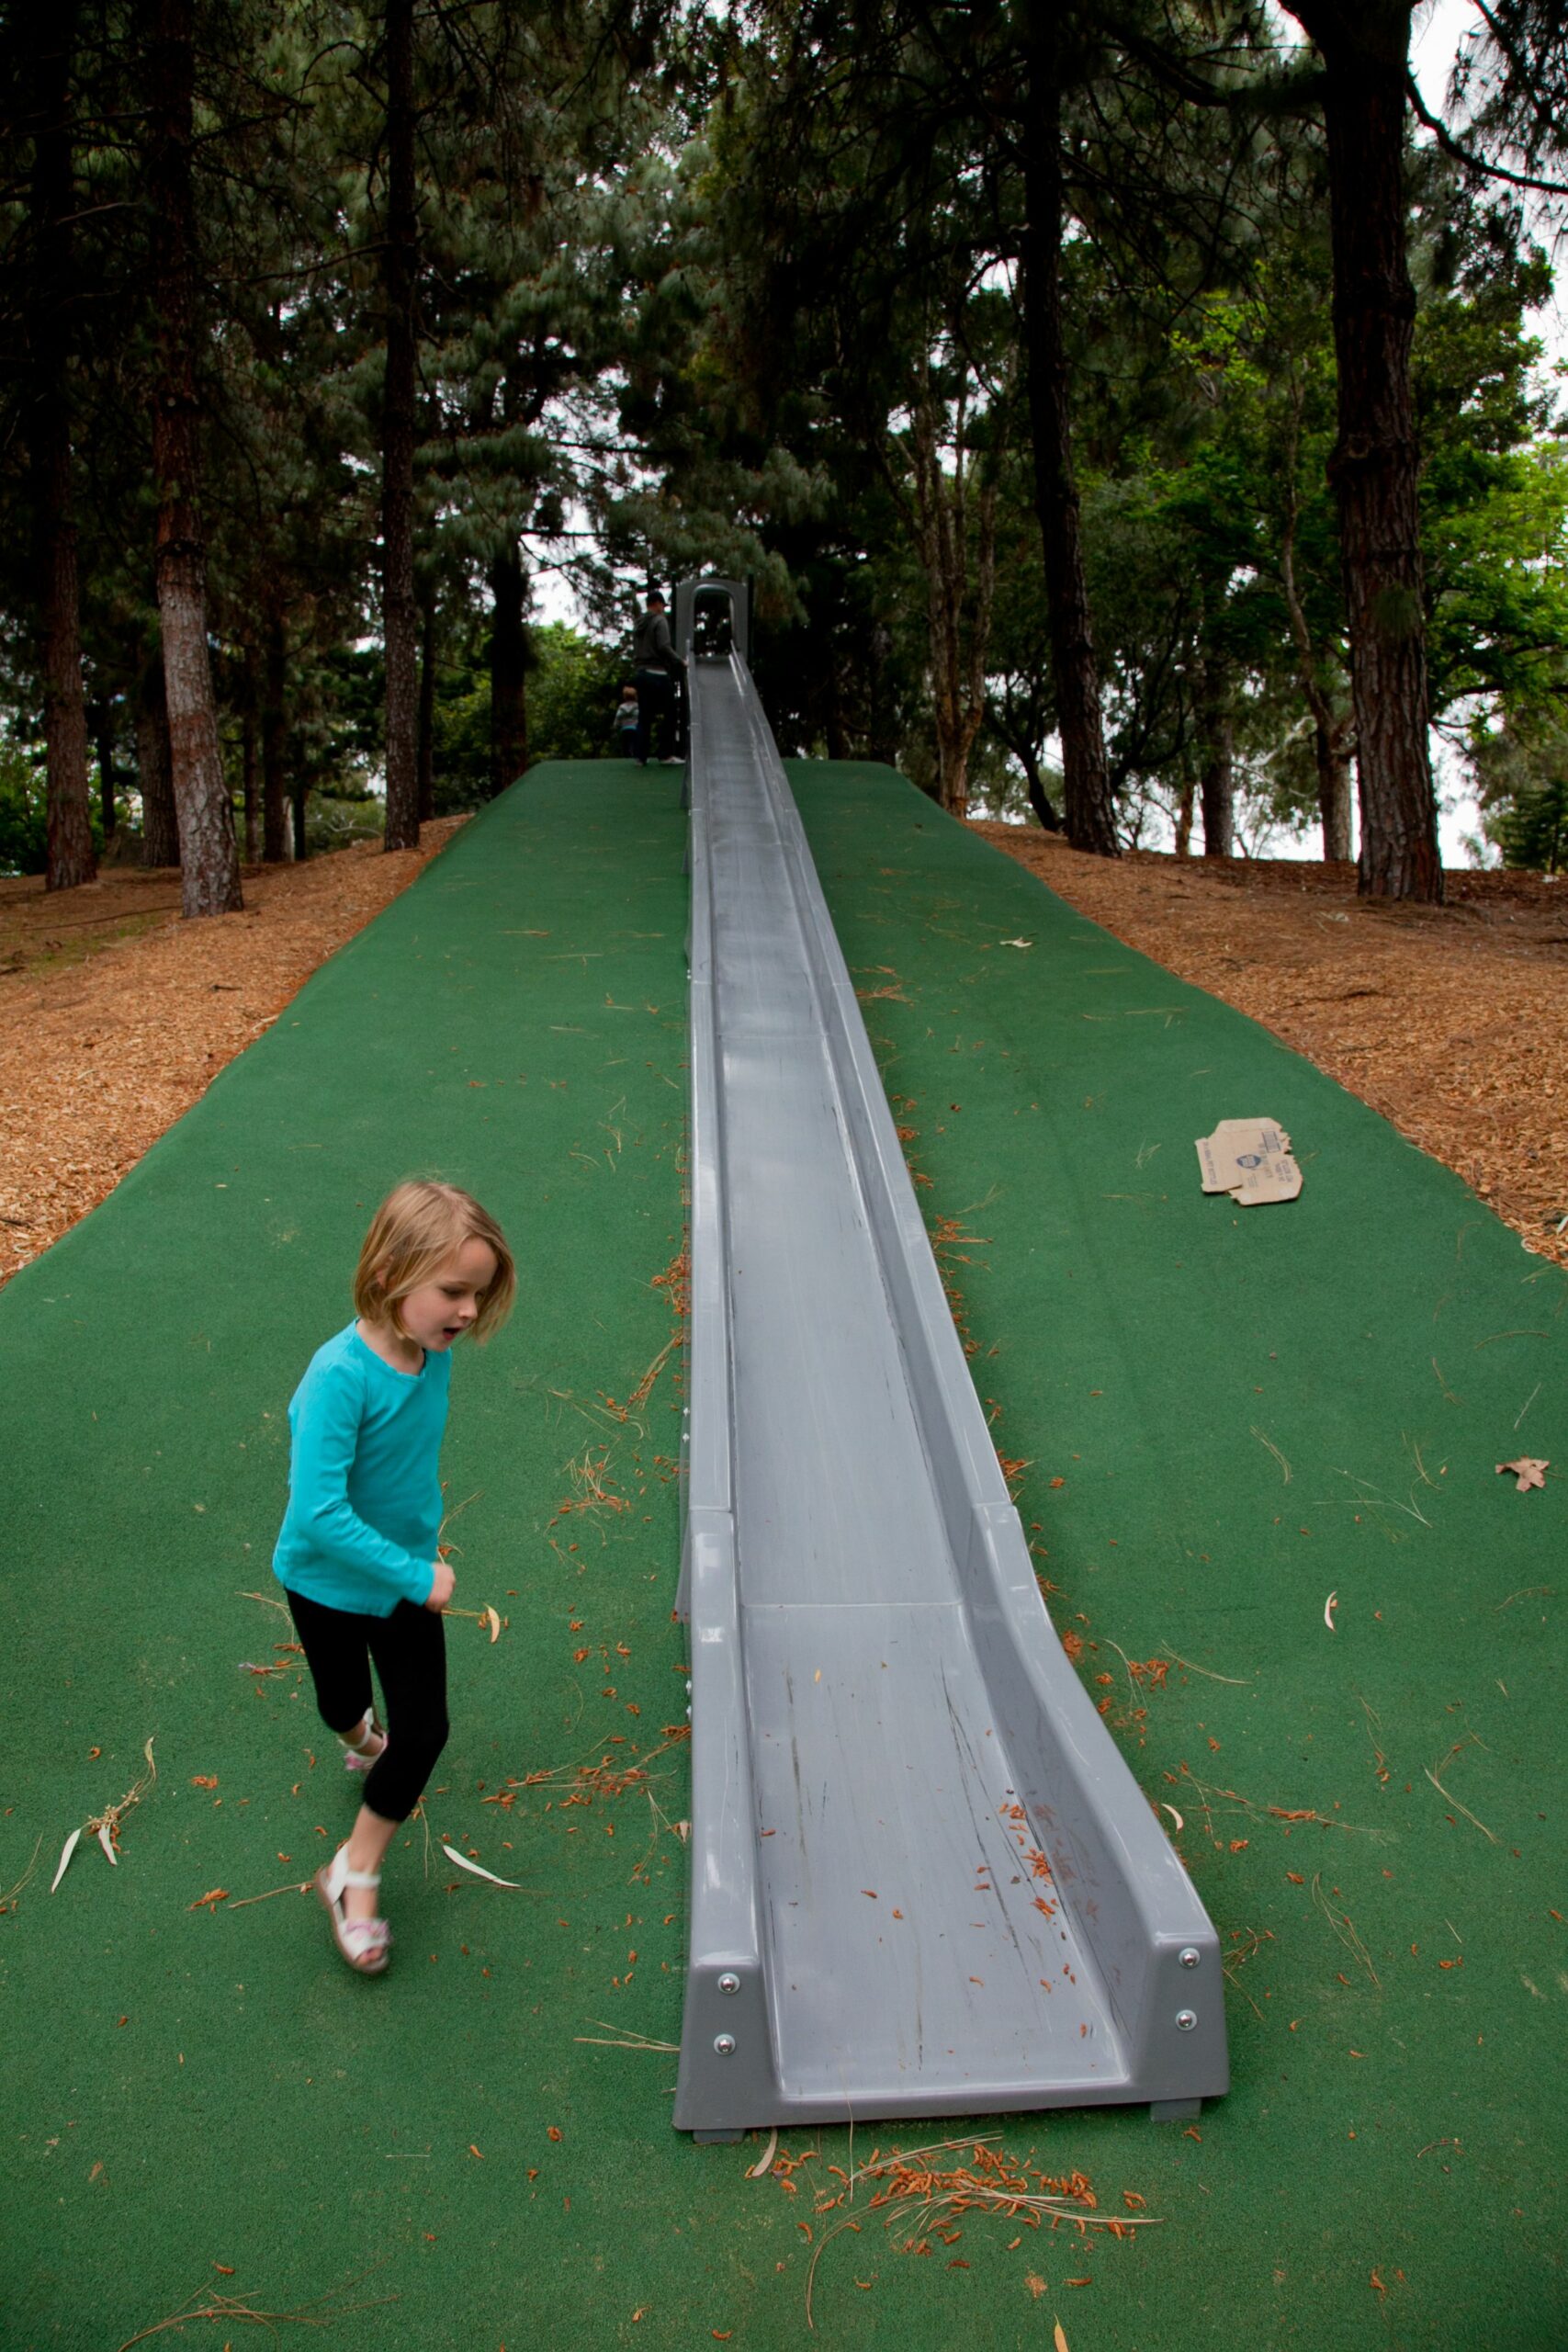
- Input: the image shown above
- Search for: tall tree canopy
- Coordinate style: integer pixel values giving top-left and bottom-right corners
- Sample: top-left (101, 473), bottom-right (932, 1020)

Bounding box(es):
top-left (0, 0), bottom-right (1562, 903)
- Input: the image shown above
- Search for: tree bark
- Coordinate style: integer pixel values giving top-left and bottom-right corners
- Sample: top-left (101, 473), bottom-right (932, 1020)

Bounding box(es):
top-left (1280, 490), bottom-right (1355, 861)
top-left (241, 685), bottom-right (258, 865)
top-left (1315, 719), bottom-right (1354, 860)
top-left (137, 655), bottom-right (179, 866)
top-left (416, 590), bottom-right (436, 821)
top-left (488, 544), bottom-right (528, 798)
top-left (867, 623), bottom-right (897, 768)
top-left (31, 3), bottom-right (95, 891)
top-left (1017, 61), bottom-right (1118, 856)
top-left (381, 0), bottom-right (421, 850)
top-left (90, 695), bottom-right (118, 842)
top-left (262, 604), bottom-right (288, 859)
top-left (292, 775), bottom-right (308, 863)
top-left (1200, 718), bottom-right (1235, 858)
top-left (146, 0), bottom-right (242, 916)
top-left (825, 679), bottom-right (847, 764)
top-left (1174, 771), bottom-right (1194, 858)
top-left (1023, 753), bottom-right (1061, 832)
top-left (1198, 657), bottom-right (1235, 858)
top-left (901, 366), bottom-right (1000, 821)
top-left (1285, 0), bottom-right (1442, 901)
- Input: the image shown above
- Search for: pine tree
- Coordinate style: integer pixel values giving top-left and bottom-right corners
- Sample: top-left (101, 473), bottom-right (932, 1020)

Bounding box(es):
top-left (1280, 0), bottom-right (1442, 899)
top-left (28, 3), bottom-right (95, 889)
top-left (143, 0), bottom-right (242, 915)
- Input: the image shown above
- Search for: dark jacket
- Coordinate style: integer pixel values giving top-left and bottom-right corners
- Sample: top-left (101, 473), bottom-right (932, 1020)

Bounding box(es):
top-left (632, 608), bottom-right (682, 673)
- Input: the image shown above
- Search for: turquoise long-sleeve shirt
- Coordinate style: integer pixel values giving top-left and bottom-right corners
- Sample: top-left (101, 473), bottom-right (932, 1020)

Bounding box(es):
top-left (273, 1323), bottom-right (450, 1615)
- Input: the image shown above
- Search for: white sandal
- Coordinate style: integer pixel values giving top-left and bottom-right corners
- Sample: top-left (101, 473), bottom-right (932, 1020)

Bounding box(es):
top-left (316, 1844), bottom-right (391, 1974)
top-left (341, 1711), bottom-right (388, 1777)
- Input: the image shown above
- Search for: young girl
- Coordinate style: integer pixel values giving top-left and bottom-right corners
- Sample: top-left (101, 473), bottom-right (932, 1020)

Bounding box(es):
top-left (615, 682), bottom-right (640, 756)
top-left (274, 1180), bottom-right (515, 1974)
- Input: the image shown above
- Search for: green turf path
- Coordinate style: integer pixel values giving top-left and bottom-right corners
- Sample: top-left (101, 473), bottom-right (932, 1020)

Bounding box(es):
top-left (1, 758), bottom-right (1563, 2351)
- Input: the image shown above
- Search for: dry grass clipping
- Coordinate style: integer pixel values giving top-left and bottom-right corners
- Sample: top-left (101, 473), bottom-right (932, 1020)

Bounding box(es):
top-left (115, 2266), bottom-right (395, 2347)
top-left (774, 2135), bottom-right (1158, 2328)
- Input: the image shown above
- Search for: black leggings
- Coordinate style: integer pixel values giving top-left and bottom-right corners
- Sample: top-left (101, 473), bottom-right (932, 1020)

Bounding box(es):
top-left (633, 668), bottom-right (676, 762)
top-left (286, 1589), bottom-right (448, 1823)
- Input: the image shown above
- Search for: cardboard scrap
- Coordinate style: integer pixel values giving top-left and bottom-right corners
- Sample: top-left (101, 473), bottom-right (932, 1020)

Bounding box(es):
top-left (1196, 1118), bottom-right (1303, 1207)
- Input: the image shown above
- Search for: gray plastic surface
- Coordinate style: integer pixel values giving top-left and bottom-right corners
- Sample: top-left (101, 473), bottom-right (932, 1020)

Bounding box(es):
top-left (674, 641), bottom-right (1228, 2137)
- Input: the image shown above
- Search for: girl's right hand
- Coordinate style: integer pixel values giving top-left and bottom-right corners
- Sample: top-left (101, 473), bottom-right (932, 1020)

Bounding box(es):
top-left (425, 1556), bottom-right (456, 1611)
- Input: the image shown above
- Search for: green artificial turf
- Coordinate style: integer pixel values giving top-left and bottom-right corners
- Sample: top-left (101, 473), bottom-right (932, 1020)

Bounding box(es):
top-left (1, 755), bottom-right (1562, 2352)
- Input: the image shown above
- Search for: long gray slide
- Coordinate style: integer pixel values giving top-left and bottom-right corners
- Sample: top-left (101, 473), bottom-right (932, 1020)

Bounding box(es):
top-left (672, 591), bottom-right (1228, 2140)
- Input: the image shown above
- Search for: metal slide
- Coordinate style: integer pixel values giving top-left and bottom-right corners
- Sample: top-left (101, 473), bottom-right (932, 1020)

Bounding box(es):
top-left (673, 590), bottom-right (1228, 2141)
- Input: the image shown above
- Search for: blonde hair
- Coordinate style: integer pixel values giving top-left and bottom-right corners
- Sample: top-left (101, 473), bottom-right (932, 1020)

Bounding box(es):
top-left (354, 1180), bottom-right (515, 1342)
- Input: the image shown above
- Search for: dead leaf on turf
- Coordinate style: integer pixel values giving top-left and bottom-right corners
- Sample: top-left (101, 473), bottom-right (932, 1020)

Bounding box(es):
top-left (484, 1607), bottom-right (502, 1644)
top-left (1496, 1457), bottom-right (1549, 1492)
top-left (1054, 2324), bottom-right (1069, 2352)
top-left (50, 1827), bottom-right (81, 1893)
top-left (440, 1842), bottom-right (522, 1888)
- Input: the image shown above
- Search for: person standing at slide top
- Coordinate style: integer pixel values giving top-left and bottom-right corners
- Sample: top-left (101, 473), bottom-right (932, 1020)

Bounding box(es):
top-left (632, 588), bottom-right (685, 765)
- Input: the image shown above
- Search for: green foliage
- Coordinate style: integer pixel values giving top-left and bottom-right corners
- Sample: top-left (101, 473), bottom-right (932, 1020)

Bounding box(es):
top-left (429, 621), bottom-right (624, 813)
top-left (0, 0), bottom-right (1565, 882)
top-left (304, 796), bottom-right (385, 856)
top-left (1502, 776), bottom-right (1568, 872)
top-left (1472, 716), bottom-right (1568, 871)
top-left (0, 729), bottom-right (117, 874)
top-left (0, 734), bottom-right (46, 876)
top-left (525, 624), bottom-right (626, 763)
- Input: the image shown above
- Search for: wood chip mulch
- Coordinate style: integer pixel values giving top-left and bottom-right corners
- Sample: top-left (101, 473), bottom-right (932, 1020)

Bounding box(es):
top-left (5, 814), bottom-right (1564, 1291)
top-left (0, 819), bottom-right (468, 1286)
top-left (974, 823), bottom-right (1568, 1273)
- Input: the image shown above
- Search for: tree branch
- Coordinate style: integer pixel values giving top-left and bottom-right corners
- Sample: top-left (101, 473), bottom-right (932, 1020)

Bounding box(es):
top-left (1404, 72), bottom-right (1568, 198)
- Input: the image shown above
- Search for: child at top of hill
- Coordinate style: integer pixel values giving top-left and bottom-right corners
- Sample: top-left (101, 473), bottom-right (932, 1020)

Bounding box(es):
top-left (615, 682), bottom-right (640, 755)
top-left (273, 1179), bottom-right (515, 1974)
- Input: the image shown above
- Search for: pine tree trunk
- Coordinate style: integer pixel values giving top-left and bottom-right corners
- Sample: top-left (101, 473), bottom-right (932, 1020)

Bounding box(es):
top-left (1201, 718), bottom-right (1235, 858)
top-left (416, 591), bottom-right (436, 821)
top-left (1286, 0), bottom-right (1441, 902)
top-left (1174, 773), bottom-right (1194, 858)
top-left (1022, 751), bottom-right (1061, 832)
top-left (291, 776), bottom-right (308, 861)
top-left (137, 656), bottom-right (179, 866)
top-left (1198, 656), bottom-right (1235, 858)
top-left (489, 545), bottom-right (528, 798)
top-left (826, 684), bottom-right (847, 764)
top-left (1018, 68), bottom-right (1117, 857)
top-left (91, 697), bottom-right (118, 842)
top-left (241, 695), bottom-right (258, 865)
top-left (867, 624), bottom-right (897, 768)
top-left (1316, 719), bottom-right (1354, 860)
top-left (146, 0), bottom-right (241, 917)
top-left (262, 605), bottom-right (288, 859)
top-left (32, 4), bottom-right (95, 892)
top-left (381, 0), bottom-right (420, 851)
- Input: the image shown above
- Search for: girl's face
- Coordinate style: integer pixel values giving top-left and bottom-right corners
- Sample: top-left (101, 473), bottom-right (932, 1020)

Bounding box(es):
top-left (392, 1238), bottom-right (499, 1352)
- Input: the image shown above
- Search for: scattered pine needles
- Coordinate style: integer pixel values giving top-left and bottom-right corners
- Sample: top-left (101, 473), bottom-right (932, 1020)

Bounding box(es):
top-left (115, 2266), bottom-right (395, 2348)
top-left (782, 2136), bottom-right (1158, 2329)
